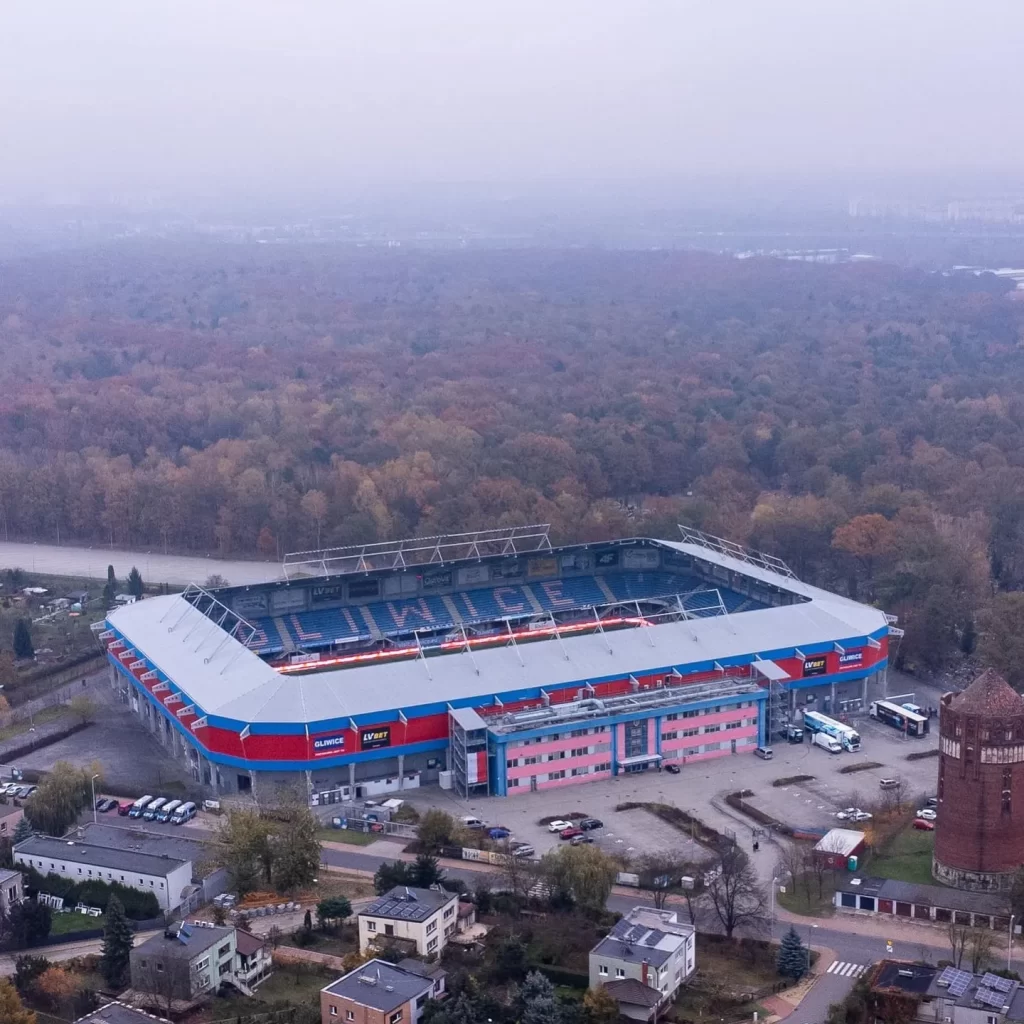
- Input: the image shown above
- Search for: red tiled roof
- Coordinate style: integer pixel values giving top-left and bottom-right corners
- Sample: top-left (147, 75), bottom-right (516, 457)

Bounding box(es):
top-left (235, 930), bottom-right (266, 956)
top-left (950, 668), bottom-right (1024, 717)
top-left (604, 978), bottom-right (662, 1008)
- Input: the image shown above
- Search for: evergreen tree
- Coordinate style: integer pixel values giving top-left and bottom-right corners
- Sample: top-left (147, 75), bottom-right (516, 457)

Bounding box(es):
top-left (519, 970), bottom-right (561, 1024)
top-left (100, 895), bottom-right (134, 988)
top-left (777, 926), bottom-right (808, 980)
top-left (127, 567), bottom-right (144, 599)
top-left (411, 853), bottom-right (444, 888)
top-left (373, 860), bottom-right (413, 894)
top-left (107, 565), bottom-right (116, 587)
top-left (13, 619), bottom-right (34, 660)
top-left (12, 816), bottom-right (32, 844)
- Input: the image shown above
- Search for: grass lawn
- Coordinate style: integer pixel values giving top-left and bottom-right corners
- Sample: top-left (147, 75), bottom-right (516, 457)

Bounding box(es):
top-left (49, 910), bottom-right (106, 935)
top-left (318, 827), bottom-right (380, 846)
top-left (0, 702), bottom-right (71, 741)
top-left (870, 825), bottom-right (935, 884)
top-left (775, 876), bottom-right (838, 918)
top-left (196, 964), bottom-right (333, 1020)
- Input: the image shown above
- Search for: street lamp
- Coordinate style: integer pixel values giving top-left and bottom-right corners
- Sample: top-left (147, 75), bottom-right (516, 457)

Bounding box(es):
top-left (770, 876), bottom-right (778, 938)
top-left (91, 773), bottom-right (99, 825)
top-left (1009, 915), bottom-right (1016, 971)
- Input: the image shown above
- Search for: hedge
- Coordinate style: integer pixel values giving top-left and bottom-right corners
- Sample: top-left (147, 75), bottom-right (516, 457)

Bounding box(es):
top-left (725, 791), bottom-right (792, 836)
top-left (533, 964), bottom-right (590, 989)
top-left (23, 867), bottom-right (162, 920)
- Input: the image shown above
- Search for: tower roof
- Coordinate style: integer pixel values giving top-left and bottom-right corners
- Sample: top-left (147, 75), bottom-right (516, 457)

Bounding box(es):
top-left (950, 668), bottom-right (1024, 717)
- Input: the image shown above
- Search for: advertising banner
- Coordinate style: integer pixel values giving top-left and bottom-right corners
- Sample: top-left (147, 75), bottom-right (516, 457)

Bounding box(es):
top-left (527, 557), bottom-right (559, 578)
top-left (802, 656), bottom-right (828, 677)
top-left (360, 725), bottom-right (393, 750)
top-left (234, 593), bottom-right (269, 615)
top-left (270, 589), bottom-right (306, 614)
top-left (311, 583), bottom-right (344, 604)
top-left (838, 649), bottom-right (864, 671)
top-left (348, 578), bottom-right (381, 599)
top-left (422, 569), bottom-right (453, 590)
top-left (456, 565), bottom-right (491, 586)
top-left (311, 733), bottom-right (347, 757)
top-left (623, 548), bottom-right (660, 570)
top-left (595, 550), bottom-right (620, 568)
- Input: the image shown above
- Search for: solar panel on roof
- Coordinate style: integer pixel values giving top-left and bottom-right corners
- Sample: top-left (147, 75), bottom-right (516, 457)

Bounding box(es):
top-left (975, 987), bottom-right (1005, 1009)
top-left (982, 972), bottom-right (1014, 993)
top-left (937, 966), bottom-right (960, 987)
top-left (948, 970), bottom-right (974, 997)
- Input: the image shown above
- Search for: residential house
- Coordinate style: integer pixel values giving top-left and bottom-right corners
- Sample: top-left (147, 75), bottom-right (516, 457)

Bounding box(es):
top-left (129, 924), bottom-right (238, 1010)
top-left (358, 886), bottom-right (459, 958)
top-left (589, 906), bottom-right (696, 1021)
top-left (15, 835), bottom-right (192, 912)
top-left (234, 929), bottom-right (272, 990)
top-left (868, 960), bottom-right (1024, 1023)
top-left (0, 867), bottom-right (24, 917)
top-left (73, 1001), bottom-right (173, 1024)
top-left (320, 958), bottom-right (446, 1024)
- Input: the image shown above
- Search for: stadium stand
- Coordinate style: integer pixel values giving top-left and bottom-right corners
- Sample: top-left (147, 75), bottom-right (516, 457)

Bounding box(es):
top-left (250, 572), bottom-right (764, 657)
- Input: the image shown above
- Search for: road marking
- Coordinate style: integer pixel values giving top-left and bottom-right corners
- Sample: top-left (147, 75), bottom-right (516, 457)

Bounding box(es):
top-left (826, 961), bottom-right (867, 977)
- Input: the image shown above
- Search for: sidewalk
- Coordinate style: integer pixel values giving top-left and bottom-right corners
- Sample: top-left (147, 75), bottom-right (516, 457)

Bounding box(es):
top-left (760, 945), bottom-right (836, 1023)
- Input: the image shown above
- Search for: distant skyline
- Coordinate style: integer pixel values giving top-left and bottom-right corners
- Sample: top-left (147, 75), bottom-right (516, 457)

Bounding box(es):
top-left (2, 1), bottom-right (1022, 199)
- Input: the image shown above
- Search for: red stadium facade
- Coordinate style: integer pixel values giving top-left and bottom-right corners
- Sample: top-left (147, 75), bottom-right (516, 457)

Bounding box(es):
top-left (100, 529), bottom-right (894, 801)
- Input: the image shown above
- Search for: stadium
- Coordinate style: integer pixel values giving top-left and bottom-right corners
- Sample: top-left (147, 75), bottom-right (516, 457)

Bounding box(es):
top-left (98, 527), bottom-right (897, 802)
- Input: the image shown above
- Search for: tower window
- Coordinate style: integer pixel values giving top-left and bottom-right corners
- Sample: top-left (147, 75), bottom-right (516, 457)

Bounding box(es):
top-left (1003, 767), bottom-right (1012, 815)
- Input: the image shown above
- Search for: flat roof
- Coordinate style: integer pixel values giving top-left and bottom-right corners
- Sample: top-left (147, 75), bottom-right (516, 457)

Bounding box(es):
top-left (324, 959), bottom-right (433, 1014)
top-left (107, 537), bottom-right (889, 727)
top-left (15, 836), bottom-right (188, 877)
top-left (74, 1002), bottom-right (173, 1024)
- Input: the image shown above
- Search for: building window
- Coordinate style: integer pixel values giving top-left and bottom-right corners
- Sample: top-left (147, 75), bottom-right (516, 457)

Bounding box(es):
top-left (616, 968), bottom-right (625, 978)
top-left (703, 725), bottom-right (720, 734)
top-left (549, 770), bottom-right (566, 780)
top-left (218, 943), bottom-right (231, 957)
top-left (367, 921), bottom-right (377, 932)
top-left (390, 1012), bottom-right (403, 1024)
top-left (547, 751), bottom-right (565, 761)
top-left (508, 778), bottom-right (520, 788)
top-left (1003, 767), bottom-right (1012, 815)
top-left (506, 759), bottom-right (517, 769)
top-left (599, 965), bottom-right (608, 976)
top-left (427, 938), bottom-right (438, 952)
top-left (571, 747), bottom-right (588, 757)
top-left (683, 709), bottom-right (700, 718)
top-left (427, 921), bottom-right (437, 934)
top-left (328, 1007), bottom-right (337, 1017)
top-left (524, 756), bottom-right (539, 766)
top-left (683, 728), bottom-right (699, 737)
top-left (665, 713), bottom-right (679, 721)
top-left (444, 906), bottom-right (455, 919)
top-left (346, 1011), bottom-right (355, 1021)
top-left (663, 732), bottom-right (678, 741)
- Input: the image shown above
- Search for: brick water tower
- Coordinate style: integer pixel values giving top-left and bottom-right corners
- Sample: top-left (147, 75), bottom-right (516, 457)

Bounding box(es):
top-left (934, 669), bottom-right (1024, 890)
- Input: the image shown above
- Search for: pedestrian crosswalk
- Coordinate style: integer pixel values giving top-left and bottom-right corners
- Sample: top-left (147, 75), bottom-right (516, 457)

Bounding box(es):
top-left (827, 961), bottom-right (868, 978)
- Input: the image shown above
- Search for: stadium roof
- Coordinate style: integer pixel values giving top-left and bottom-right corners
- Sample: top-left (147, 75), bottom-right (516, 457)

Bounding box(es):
top-left (106, 537), bottom-right (890, 728)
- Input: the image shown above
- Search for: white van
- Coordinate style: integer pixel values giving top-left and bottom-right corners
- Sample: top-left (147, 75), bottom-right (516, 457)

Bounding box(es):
top-left (461, 815), bottom-right (486, 830)
top-left (142, 797), bottom-right (167, 821)
top-left (171, 801), bottom-right (197, 825)
top-left (156, 799), bottom-right (182, 823)
top-left (812, 732), bottom-right (842, 754)
top-left (128, 795), bottom-right (154, 819)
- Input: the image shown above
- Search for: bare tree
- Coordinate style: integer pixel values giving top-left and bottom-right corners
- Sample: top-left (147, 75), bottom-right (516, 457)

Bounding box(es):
top-left (497, 843), bottom-right (542, 901)
top-left (704, 845), bottom-right (769, 939)
top-left (968, 926), bottom-right (995, 973)
top-left (948, 920), bottom-right (969, 968)
top-left (636, 853), bottom-right (687, 910)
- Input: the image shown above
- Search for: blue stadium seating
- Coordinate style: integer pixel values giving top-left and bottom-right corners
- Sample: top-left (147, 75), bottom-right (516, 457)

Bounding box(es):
top-left (251, 571), bottom-right (764, 656)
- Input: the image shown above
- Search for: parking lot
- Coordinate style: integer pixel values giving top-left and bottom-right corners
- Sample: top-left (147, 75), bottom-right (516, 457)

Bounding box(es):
top-left (400, 705), bottom-right (940, 864)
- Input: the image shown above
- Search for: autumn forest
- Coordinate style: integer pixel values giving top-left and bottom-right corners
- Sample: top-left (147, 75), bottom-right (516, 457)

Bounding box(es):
top-left (1, 244), bottom-right (1023, 681)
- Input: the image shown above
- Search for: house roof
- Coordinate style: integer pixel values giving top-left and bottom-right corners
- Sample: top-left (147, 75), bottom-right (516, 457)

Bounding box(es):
top-left (604, 978), bottom-right (663, 1008)
top-left (840, 876), bottom-right (1010, 916)
top-left (870, 960), bottom-right (937, 995)
top-left (395, 958), bottom-right (446, 980)
top-left (591, 909), bottom-right (693, 969)
top-left (323, 959), bottom-right (433, 1014)
top-left (950, 668), bottom-right (1024, 717)
top-left (235, 930), bottom-right (266, 957)
top-left (133, 925), bottom-right (234, 961)
top-left (15, 836), bottom-right (189, 878)
top-left (361, 886), bottom-right (456, 924)
top-left (73, 1002), bottom-right (173, 1024)
top-left (814, 828), bottom-right (865, 857)
top-left (0, 867), bottom-right (23, 885)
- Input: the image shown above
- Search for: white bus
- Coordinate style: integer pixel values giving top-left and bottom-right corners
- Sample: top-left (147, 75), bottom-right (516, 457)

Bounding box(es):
top-left (869, 700), bottom-right (929, 738)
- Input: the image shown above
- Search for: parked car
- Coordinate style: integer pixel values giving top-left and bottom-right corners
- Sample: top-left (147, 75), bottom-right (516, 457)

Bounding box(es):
top-left (559, 827), bottom-right (583, 840)
top-left (488, 827), bottom-right (511, 840)
top-left (878, 778), bottom-right (901, 790)
top-left (916, 808), bottom-right (937, 821)
top-left (754, 746), bottom-right (774, 760)
top-left (117, 801), bottom-right (134, 816)
top-left (547, 819), bottom-right (573, 833)
top-left (913, 818), bottom-right (935, 831)
top-left (510, 842), bottom-right (535, 858)
top-left (579, 817), bottom-right (604, 830)
top-left (462, 816), bottom-right (486, 830)
top-left (926, 797), bottom-right (939, 807)
top-left (97, 797), bottom-right (118, 813)
top-left (664, 763), bottom-right (681, 774)
top-left (569, 834), bottom-right (595, 846)
top-left (835, 807), bottom-right (858, 820)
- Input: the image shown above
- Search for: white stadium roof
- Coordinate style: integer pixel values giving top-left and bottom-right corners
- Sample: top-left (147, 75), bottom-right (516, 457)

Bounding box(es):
top-left (106, 538), bottom-right (890, 727)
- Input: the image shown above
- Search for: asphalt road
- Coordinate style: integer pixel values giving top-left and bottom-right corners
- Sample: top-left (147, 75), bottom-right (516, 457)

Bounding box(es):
top-left (0, 931), bottom-right (164, 976)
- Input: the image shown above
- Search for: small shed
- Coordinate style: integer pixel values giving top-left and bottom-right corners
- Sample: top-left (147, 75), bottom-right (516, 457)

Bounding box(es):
top-left (813, 828), bottom-right (866, 869)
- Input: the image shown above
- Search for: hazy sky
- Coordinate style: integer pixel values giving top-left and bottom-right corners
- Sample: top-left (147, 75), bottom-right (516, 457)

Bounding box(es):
top-left (1, 0), bottom-right (1021, 196)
